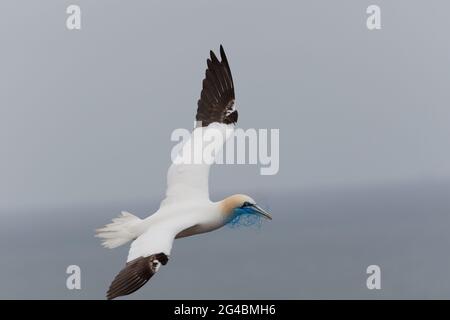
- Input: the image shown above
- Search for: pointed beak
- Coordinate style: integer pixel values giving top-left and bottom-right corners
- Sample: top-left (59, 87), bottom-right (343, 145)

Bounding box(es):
top-left (251, 204), bottom-right (272, 220)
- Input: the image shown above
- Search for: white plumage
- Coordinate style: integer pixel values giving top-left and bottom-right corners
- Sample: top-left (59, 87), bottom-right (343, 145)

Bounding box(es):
top-left (95, 45), bottom-right (271, 300)
top-left (97, 123), bottom-right (234, 260)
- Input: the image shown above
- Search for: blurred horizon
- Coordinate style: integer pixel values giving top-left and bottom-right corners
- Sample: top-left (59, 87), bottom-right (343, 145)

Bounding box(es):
top-left (1, 179), bottom-right (450, 299)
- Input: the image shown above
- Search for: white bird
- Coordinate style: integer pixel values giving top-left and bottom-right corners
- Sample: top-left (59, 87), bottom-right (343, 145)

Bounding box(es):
top-left (95, 45), bottom-right (272, 300)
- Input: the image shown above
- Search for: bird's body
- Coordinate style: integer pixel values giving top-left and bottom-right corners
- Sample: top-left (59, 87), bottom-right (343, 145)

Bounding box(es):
top-left (96, 45), bottom-right (272, 299)
top-left (131, 199), bottom-right (227, 243)
top-left (126, 199), bottom-right (228, 262)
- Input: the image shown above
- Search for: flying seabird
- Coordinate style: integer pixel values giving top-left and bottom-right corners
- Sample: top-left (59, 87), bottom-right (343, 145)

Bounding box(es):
top-left (96, 45), bottom-right (272, 300)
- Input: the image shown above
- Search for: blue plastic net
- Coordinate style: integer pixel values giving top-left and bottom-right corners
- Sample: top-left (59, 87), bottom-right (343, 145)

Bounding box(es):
top-left (227, 209), bottom-right (263, 229)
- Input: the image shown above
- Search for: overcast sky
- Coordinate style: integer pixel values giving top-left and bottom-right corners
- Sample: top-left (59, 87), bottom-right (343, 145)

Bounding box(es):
top-left (2, 0), bottom-right (450, 300)
top-left (1, 0), bottom-right (450, 211)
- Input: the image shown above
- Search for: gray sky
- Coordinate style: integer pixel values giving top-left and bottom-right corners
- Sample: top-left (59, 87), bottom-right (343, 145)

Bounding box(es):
top-left (2, 1), bottom-right (450, 211)
top-left (1, 0), bottom-right (450, 300)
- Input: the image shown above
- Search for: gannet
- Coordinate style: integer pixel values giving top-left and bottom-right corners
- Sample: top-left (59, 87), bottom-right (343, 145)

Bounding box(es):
top-left (96, 45), bottom-right (272, 300)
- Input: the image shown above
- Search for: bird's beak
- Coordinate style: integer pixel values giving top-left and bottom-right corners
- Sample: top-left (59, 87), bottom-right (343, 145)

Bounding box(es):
top-left (251, 204), bottom-right (272, 220)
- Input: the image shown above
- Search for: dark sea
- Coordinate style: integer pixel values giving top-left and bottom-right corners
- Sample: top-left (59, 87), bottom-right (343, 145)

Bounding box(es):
top-left (1, 180), bottom-right (450, 299)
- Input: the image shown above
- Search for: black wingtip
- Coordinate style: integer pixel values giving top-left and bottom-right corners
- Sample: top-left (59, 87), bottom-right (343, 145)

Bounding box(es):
top-left (209, 50), bottom-right (218, 63)
top-left (195, 45), bottom-right (236, 127)
top-left (210, 50), bottom-right (218, 62)
top-left (106, 253), bottom-right (169, 300)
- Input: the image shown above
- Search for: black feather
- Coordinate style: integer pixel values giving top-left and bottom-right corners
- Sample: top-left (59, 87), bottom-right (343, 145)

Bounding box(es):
top-left (196, 46), bottom-right (237, 127)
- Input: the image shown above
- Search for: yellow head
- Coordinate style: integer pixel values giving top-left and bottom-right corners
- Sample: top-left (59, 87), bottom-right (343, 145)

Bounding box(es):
top-left (220, 194), bottom-right (272, 222)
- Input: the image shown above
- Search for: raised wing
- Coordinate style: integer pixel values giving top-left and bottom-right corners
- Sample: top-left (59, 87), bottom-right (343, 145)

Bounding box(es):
top-left (161, 123), bottom-right (234, 207)
top-left (196, 45), bottom-right (237, 127)
top-left (160, 46), bottom-right (237, 207)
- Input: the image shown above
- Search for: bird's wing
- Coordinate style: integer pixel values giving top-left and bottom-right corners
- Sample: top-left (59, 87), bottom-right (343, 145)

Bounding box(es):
top-left (196, 45), bottom-right (237, 127)
top-left (160, 45), bottom-right (237, 207)
top-left (161, 123), bottom-right (234, 206)
top-left (107, 216), bottom-right (195, 299)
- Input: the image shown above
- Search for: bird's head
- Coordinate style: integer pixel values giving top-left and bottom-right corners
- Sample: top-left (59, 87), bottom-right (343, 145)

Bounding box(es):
top-left (220, 194), bottom-right (272, 225)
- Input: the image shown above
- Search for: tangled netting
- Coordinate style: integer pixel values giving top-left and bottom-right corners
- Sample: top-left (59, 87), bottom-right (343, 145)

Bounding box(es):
top-left (227, 212), bottom-right (262, 229)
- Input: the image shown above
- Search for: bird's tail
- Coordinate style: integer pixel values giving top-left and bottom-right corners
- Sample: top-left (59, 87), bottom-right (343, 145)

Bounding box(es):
top-left (95, 211), bottom-right (142, 249)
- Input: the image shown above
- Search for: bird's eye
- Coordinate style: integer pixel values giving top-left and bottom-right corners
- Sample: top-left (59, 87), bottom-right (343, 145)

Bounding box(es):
top-left (241, 201), bottom-right (251, 208)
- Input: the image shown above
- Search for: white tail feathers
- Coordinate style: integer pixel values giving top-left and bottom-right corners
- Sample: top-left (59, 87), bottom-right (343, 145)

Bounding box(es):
top-left (96, 211), bottom-right (142, 249)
